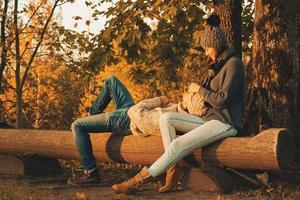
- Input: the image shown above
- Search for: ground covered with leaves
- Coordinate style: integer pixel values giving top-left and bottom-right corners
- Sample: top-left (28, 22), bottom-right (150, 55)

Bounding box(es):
top-left (0, 161), bottom-right (299, 200)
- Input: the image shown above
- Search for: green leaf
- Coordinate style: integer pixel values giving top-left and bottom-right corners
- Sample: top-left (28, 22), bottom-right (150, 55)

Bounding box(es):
top-left (74, 16), bottom-right (82, 20)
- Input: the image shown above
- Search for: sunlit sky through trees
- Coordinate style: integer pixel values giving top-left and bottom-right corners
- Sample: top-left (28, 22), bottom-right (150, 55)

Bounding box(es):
top-left (19, 0), bottom-right (114, 34)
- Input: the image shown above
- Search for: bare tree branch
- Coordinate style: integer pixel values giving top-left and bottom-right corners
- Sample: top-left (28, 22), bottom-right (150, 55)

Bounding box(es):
top-left (14, 0), bottom-right (21, 93)
top-left (1, 78), bottom-right (16, 92)
top-left (20, 42), bottom-right (31, 58)
top-left (20, 0), bottom-right (60, 90)
top-left (19, 1), bottom-right (45, 34)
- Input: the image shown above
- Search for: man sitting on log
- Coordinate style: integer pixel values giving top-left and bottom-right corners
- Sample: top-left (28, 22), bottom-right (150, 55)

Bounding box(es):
top-left (69, 75), bottom-right (136, 185)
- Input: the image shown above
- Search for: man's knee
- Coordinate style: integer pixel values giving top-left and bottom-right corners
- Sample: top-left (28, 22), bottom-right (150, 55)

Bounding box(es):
top-left (105, 75), bottom-right (119, 84)
top-left (71, 119), bottom-right (85, 136)
top-left (103, 76), bottom-right (121, 90)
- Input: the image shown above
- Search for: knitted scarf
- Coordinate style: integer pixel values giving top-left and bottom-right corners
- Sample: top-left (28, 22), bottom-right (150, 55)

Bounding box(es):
top-left (202, 48), bottom-right (236, 89)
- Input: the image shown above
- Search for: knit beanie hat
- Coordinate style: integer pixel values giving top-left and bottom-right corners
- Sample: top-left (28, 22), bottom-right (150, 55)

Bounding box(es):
top-left (200, 14), bottom-right (227, 51)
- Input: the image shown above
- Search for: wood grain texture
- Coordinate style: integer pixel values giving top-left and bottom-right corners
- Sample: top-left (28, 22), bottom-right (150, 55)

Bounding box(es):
top-left (0, 128), bottom-right (294, 170)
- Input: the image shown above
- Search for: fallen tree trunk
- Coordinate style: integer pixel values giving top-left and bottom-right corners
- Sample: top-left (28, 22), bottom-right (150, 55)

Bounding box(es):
top-left (0, 128), bottom-right (294, 170)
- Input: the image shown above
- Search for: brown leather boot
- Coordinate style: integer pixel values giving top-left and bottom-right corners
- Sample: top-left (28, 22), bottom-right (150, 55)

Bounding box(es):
top-left (158, 164), bottom-right (184, 193)
top-left (68, 169), bottom-right (100, 186)
top-left (111, 166), bottom-right (151, 194)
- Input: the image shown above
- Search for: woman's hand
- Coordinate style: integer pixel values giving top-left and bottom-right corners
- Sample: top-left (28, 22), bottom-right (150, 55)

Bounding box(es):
top-left (188, 83), bottom-right (201, 93)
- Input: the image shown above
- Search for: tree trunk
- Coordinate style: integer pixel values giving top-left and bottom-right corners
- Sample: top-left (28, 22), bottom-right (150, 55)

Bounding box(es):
top-left (13, 0), bottom-right (59, 128)
top-left (16, 90), bottom-right (23, 128)
top-left (0, 0), bottom-right (9, 90)
top-left (0, 128), bottom-right (294, 170)
top-left (14, 0), bottom-right (22, 128)
top-left (213, 0), bottom-right (242, 58)
top-left (286, 0), bottom-right (300, 161)
top-left (246, 0), bottom-right (300, 160)
top-left (34, 66), bottom-right (42, 129)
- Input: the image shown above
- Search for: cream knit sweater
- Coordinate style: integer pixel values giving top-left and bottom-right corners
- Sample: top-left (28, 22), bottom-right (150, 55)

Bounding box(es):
top-left (128, 97), bottom-right (177, 137)
top-left (128, 94), bottom-right (207, 137)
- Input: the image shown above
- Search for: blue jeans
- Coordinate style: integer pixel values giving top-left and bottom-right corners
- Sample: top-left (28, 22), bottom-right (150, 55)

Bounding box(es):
top-left (71, 76), bottom-right (134, 172)
top-left (147, 112), bottom-right (237, 177)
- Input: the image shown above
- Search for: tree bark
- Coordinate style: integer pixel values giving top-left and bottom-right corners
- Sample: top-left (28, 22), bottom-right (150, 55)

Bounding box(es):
top-left (34, 65), bottom-right (42, 129)
top-left (213, 0), bottom-right (242, 58)
top-left (15, 90), bottom-right (23, 128)
top-left (245, 0), bottom-right (300, 160)
top-left (0, 128), bottom-right (294, 170)
top-left (286, 0), bottom-right (300, 162)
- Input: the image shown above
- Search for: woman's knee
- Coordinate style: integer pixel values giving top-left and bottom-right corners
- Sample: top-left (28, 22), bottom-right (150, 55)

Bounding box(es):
top-left (159, 113), bottom-right (175, 133)
top-left (205, 120), bottom-right (237, 137)
top-left (167, 138), bottom-right (185, 156)
top-left (159, 112), bottom-right (178, 124)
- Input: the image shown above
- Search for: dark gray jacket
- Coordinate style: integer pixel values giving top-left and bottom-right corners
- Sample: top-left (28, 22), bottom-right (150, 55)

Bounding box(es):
top-left (198, 48), bottom-right (245, 132)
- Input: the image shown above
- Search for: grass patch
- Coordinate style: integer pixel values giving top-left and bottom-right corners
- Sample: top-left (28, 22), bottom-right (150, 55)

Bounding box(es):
top-left (0, 179), bottom-right (51, 200)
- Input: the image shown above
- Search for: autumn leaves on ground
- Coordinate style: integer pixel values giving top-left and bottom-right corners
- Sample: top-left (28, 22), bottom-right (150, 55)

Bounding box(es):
top-left (0, 0), bottom-right (300, 199)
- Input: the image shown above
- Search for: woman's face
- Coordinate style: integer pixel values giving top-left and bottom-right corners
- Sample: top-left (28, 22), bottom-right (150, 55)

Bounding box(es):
top-left (204, 47), bottom-right (218, 61)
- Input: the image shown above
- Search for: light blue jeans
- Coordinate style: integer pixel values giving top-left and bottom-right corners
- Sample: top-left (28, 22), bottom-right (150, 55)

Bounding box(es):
top-left (147, 112), bottom-right (237, 177)
top-left (71, 76), bottom-right (134, 172)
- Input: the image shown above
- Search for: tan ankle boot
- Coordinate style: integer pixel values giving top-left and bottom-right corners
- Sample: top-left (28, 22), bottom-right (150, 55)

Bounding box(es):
top-left (159, 164), bottom-right (184, 193)
top-left (178, 159), bottom-right (194, 169)
top-left (112, 166), bottom-right (151, 194)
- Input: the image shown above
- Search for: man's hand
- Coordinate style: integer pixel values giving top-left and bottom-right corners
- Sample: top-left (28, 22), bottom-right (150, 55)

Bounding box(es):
top-left (86, 107), bottom-right (92, 116)
top-left (159, 96), bottom-right (170, 107)
top-left (188, 83), bottom-right (201, 93)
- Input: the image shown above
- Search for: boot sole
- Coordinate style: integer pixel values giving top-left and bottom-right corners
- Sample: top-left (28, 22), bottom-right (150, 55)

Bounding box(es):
top-left (159, 182), bottom-right (183, 193)
top-left (67, 178), bottom-right (101, 187)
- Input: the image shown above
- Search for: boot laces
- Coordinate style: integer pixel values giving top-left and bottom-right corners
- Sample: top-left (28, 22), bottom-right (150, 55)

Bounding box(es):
top-left (123, 173), bottom-right (143, 185)
top-left (82, 171), bottom-right (91, 179)
top-left (121, 169), bottom-right (150, 187)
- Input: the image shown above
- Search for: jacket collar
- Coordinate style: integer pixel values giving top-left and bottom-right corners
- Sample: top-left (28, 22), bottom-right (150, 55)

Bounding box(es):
top-left (208, 48), bottom-right (236, 76)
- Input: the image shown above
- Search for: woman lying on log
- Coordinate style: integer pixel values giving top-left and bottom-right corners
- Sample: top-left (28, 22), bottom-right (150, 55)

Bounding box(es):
top-left (69, 74), bottom-right (206, 185)
top-left (111, 14), bottom-right (245, 194)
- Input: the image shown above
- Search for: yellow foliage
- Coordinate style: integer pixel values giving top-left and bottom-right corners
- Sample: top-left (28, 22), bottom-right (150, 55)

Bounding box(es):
top-left (78, 60), bottom-right (150, 117)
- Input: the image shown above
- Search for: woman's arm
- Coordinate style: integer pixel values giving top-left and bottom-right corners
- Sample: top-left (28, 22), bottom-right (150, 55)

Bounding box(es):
top-left (197, 58), bottom-right (243, 109)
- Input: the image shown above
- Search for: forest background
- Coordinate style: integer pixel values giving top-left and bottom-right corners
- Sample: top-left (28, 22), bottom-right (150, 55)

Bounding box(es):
top-left (0, 0), bottom-right (299, 161)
